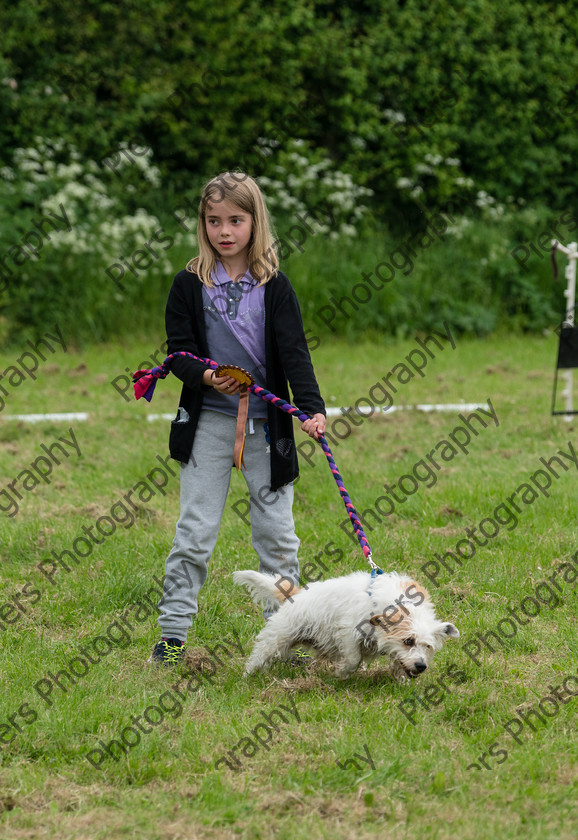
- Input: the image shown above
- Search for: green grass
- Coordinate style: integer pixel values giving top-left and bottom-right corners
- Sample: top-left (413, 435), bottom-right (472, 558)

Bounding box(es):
top-left (0, 332), bottom-right (576, 839)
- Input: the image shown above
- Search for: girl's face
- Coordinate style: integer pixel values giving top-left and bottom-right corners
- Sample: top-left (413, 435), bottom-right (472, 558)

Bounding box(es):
top-left (205, 198), bottom-right (253, 264)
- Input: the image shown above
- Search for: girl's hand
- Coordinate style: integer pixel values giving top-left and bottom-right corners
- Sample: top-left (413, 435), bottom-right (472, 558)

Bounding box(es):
top-left (301, 412), bottom-right (326, 440)
top-left (202, 369), bottom-right (242, 394)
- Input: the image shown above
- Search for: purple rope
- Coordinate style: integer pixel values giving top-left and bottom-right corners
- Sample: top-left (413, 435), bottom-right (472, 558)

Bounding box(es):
top-left (133, 352), bottom-right (373, 563)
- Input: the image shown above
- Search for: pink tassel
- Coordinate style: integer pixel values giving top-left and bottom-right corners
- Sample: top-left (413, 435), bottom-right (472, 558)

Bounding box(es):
top-left (133, 371), bottom-right (157, 402)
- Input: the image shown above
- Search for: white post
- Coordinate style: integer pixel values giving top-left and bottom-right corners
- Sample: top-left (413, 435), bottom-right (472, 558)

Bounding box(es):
top-left (552, 240), bottom-right (577, 419)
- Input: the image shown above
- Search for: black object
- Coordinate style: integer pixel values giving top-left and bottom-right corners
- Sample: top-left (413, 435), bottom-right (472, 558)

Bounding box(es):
top-left (551, 316), bottom-right (578, 415)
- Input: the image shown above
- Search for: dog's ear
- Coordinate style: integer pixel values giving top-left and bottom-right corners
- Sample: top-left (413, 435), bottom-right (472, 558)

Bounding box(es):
top-left (369, 615), bottom-right (386, 628)
top-left (435, 622), bottom-right (459, 641)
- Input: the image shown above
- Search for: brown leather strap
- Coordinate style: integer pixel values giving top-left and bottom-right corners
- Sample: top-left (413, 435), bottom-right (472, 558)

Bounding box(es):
top-left (233, 391), bottom-right (250, 469)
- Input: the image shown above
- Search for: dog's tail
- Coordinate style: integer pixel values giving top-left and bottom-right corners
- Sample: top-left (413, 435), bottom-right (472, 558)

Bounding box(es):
top-left (233, 570), bottom-right (300, 609)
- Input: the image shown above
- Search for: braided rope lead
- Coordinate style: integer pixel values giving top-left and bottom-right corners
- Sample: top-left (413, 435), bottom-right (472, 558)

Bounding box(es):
top-left (133, 352), bottom-right (374, 564)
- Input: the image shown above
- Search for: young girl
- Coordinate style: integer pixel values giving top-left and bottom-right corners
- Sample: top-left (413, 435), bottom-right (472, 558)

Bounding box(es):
top-left (150, 172), bottom-right (326, 665)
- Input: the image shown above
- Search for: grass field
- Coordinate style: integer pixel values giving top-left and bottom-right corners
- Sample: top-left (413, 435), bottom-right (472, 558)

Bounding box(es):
top-left (0, 330), bottom-right (576, 839)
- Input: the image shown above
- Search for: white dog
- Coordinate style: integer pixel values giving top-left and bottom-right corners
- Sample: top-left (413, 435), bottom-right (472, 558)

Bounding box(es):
top-left (233, 569), bottom-right (459, 681)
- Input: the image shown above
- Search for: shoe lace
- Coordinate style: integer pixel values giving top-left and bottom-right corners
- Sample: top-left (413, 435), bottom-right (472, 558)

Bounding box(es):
top-left (162, 640), bottom-right (183, 664)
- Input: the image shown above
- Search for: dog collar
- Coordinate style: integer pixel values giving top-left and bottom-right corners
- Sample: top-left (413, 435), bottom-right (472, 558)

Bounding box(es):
top-left (367, 565), bottom-right (384, 599)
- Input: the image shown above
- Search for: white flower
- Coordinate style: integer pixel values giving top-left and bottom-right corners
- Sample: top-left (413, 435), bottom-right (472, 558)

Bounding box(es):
top-left (143, 168), bottom-right (161, 186)
top-left (259, 137), bottom-right (280, 150)
top-left (475, 190), bottom-right (497, 208)
top-left (445, 218), bottom-right (471, 239)
top-left (19, 160), bottom-right (42, 172)
top-left (383, 108), bottom-right (406, 123)
top-left (91, 193), bottom-right (115, 210)
top-left (55, 163), bottom-right (83, 179)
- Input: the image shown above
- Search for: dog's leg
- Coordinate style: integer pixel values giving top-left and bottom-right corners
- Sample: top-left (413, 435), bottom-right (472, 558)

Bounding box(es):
top-left (243, 621), bottom-right (298, 674)
top-left (332, 639), bottom-right (363, 679)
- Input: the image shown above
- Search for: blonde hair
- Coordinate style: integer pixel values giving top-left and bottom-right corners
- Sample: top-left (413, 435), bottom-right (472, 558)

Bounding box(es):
top-left (186, 172), bottom-right (279, 285)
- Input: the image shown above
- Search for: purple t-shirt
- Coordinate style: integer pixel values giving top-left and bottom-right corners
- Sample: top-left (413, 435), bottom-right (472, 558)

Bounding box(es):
top-left (204, 262), bottom-right (266, 374)
top-left (202, 262), bottom-right (267, 418)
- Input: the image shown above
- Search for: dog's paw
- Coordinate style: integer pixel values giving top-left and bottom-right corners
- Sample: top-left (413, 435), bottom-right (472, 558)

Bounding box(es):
top-left (333, 664), bottom-right (358, 680)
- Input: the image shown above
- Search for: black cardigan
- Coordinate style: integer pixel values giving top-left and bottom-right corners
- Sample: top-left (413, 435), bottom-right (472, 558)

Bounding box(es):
top-left (165, 267), bottom-right (326, 490)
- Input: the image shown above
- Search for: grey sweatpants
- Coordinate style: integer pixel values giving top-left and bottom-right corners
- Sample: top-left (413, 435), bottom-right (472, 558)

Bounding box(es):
top-left (158, 410), bottom-right (300, 640)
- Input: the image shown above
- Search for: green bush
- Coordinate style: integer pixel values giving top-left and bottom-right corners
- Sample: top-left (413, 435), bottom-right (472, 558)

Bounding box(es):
top-left (259, 138), bottom-right (374, 241)
top-left (1, 0), bottom-right (576, 222)
top-left (0, 137), bottom-right (192, 345)
top-left (284, 203), bottom-right (561, 340)
top-left (0, 137), bottom-right (566, 347)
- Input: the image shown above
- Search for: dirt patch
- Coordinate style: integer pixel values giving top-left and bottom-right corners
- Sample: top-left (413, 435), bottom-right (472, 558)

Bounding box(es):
top-left (429, 524), bottom-right (462, 536)
top-left (439, 505), bottom-right (463, 518)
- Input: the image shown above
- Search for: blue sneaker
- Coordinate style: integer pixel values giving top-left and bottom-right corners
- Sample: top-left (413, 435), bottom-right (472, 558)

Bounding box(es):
top-left (287, 647), bottom-right (314, 667)
top-left (149, 637), bottom-right (185, 667)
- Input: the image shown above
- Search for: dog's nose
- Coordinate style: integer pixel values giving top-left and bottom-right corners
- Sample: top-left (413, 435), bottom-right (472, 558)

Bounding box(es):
top-left (414, 661), bottom-right (427, 673)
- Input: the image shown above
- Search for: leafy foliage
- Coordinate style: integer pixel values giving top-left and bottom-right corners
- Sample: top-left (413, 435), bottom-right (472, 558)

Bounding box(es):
top-left (0, 0), bottom-right (573, 343)
top-left (0, 138), bottom-right (190, 344)
top-left (1, 0), bottom-right (576, 216)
